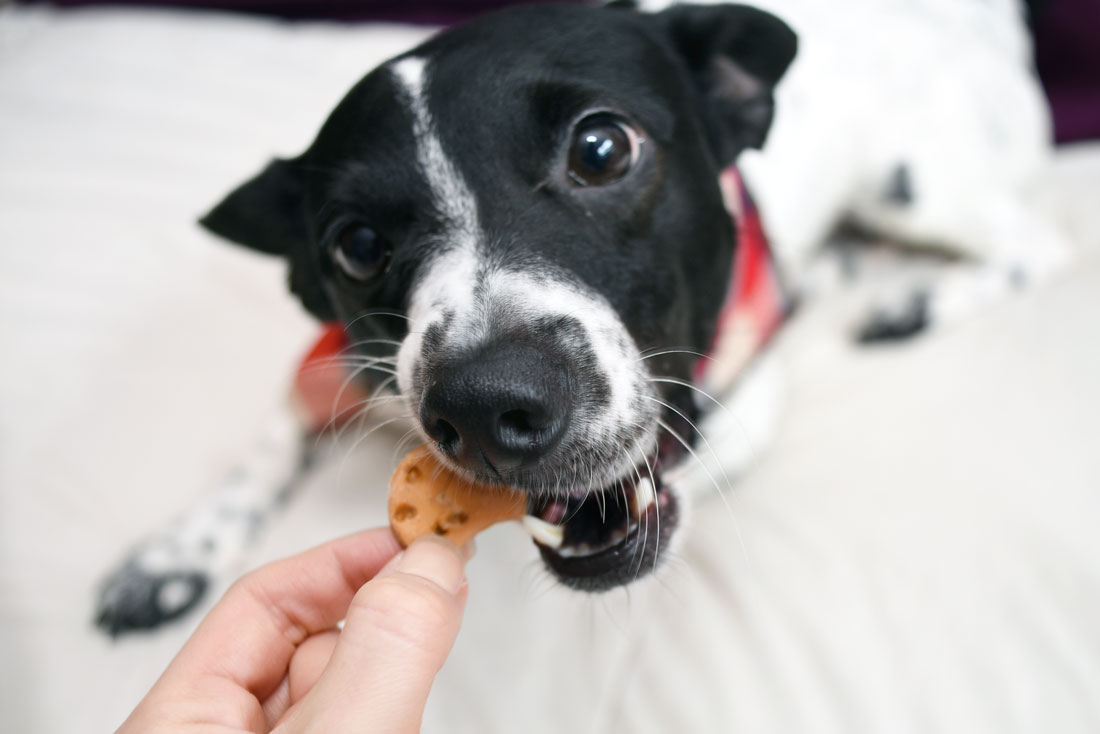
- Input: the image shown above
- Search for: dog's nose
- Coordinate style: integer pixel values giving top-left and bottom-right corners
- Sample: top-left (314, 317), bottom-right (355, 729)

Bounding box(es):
top-left (419, 343), bottom-right (571, 474)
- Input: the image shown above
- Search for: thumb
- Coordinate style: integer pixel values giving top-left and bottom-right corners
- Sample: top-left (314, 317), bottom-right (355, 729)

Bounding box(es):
top-left (279, 536), bottom-right (470, 734)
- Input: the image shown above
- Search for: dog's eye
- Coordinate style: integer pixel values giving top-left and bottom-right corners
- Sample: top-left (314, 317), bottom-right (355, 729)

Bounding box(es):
top-left (334, 224), bottom-right (390, 282)
top-left (567, 115), bottom-right (641, 187)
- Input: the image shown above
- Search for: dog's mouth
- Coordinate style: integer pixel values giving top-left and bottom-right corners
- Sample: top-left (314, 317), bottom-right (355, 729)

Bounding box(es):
top-left (519, 440), bottom-right (684, 591)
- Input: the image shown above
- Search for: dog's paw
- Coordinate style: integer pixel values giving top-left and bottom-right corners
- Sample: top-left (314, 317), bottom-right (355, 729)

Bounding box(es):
top-left (855, 289), bottom-right (931, 344)
top-left (94, 559), bottom-right (209, 637)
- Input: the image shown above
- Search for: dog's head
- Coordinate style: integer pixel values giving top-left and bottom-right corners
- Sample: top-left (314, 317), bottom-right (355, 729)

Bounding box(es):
top-left (202, 3), bottom-right (795, 590)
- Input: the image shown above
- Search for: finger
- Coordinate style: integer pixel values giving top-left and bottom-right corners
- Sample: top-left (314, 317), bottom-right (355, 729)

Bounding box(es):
top-left (268, 630), bottom-right (340, 727)
top-left (261, 674), bottom-right (291, 728)
top-left (283, 536), bottom-right (468, 733)
top-left (162, 527), bottom-right (402, 700)
top-left (288, 630), bottom-right (340, 704)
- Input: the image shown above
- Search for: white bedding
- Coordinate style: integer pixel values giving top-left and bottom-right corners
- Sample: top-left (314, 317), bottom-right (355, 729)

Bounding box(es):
top-left (2, 6), bottom-right (1099, 733)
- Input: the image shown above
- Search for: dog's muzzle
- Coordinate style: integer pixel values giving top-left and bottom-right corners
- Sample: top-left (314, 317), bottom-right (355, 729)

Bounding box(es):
top-left (411, 330), bottom-right (684, 592)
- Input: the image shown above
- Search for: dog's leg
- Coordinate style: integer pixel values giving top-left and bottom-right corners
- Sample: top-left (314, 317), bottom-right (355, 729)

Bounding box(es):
top-left (855, 194), bottom-right (1073, 343)
top-left (94, 405), bottom-right (311, 636)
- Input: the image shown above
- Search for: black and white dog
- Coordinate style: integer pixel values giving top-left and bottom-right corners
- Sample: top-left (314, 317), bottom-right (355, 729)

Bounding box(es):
top-left (96, 0), bottom-right (1067, 634)
top-left (96, 2), bottom-right (795, 633)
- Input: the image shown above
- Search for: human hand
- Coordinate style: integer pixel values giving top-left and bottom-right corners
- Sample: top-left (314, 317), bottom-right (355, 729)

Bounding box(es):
top-left (118, 529), bottom-right (470, 733)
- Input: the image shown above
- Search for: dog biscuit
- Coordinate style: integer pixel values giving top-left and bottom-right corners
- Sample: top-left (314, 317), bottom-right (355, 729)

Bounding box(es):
top-left (388, 445), bottom-right (525, 547)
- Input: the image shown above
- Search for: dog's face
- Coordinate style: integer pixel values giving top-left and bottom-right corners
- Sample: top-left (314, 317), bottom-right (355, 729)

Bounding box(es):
top-left (203, 3), bottom-right (795, 590)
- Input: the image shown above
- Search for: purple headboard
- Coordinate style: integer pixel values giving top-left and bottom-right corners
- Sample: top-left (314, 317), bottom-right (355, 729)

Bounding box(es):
top-left (1033, 0), bottom-right (1100, 144)
top-left (14, 0), bottom-right (582, 25)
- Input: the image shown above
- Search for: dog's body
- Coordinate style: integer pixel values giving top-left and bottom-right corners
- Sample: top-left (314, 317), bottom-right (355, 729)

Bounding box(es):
top-left (717, 0), bottom-right (1069, 338)
top-left (96, 0), bottom-right (1068, 634)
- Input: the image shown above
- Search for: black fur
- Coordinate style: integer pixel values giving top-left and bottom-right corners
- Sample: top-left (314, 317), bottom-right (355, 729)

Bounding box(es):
top-left (201, 4), bottom-right (795, 371)
top-left (857, 289), bottom-right (931, 343)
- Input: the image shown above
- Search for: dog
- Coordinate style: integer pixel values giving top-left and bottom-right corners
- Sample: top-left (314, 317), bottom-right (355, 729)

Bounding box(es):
top-left (95, 0), bottom-right (1068, 635)
top-left (94, 1), bottom-right (796, 634)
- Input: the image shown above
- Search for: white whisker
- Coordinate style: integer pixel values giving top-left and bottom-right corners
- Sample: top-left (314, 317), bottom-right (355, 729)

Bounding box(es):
top-left (334, 415), bottom-right (416, 487)
top-left (648, 375), bottom-right (756, 455)
top-left (641, 449), bottom-right (662, 579)
top-left (655, 416), bottom-right (752, 568)
top-left (635, 347), bottom-right (715, 363)
top-left (343, 310), bottom-right (410, 332)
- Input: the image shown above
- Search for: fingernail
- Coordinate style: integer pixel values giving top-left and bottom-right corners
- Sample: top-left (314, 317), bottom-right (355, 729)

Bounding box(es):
top-left (393, 536), bottom-right (467, 595)
top-left (376, 550), bottom-right (405, 577)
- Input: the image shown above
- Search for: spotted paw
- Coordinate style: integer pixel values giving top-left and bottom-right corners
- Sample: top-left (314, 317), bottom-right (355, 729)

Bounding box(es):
top-left (94, 560), bottom-right (209, 637)
top-left (856, 289), bottom-right (931, 344)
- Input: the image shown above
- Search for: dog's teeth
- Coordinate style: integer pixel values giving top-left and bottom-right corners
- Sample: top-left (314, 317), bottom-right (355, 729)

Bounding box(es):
top-left (636, 477), bottom-right (657, 509)
top-left (522, 515), bottom-right (564, 548)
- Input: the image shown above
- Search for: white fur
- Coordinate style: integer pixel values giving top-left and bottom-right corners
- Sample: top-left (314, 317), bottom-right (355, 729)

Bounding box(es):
top-left (640, 0), bottom-right (1071, 338)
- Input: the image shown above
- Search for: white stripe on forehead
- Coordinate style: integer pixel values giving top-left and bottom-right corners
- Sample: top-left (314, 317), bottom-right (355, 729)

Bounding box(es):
top-left (390, 55), bottom-right (482, 324)
top-left (390, 55), bottom-right (481, 250)
top-left (391, 55), bottom-right (485, 396)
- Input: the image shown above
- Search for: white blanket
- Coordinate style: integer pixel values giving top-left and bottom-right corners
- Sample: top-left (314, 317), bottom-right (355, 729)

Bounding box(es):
top-left (2, 7), bottom-right (1099, 733)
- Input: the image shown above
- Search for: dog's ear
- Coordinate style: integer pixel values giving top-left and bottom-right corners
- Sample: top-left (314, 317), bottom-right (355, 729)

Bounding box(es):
top-left (200, 158), bottom-right (337, 321)
top-left (655, 4), bottom-right (797, 165)
top-left (199, 158), bottom-right (306, 257)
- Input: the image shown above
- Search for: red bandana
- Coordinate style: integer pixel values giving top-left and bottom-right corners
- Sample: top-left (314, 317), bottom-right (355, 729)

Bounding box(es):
top-left (292, 167), bottom-right (788, 434)
top-left (695, 166), bottom-right (789, 396)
